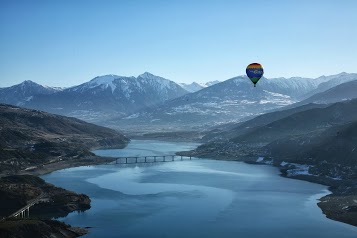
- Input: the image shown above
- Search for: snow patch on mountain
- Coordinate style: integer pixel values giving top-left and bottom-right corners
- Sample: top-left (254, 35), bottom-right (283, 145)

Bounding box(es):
top-left (179, 80), bottom-right (221, 92)
top-left (179, 82), bottom-right (205, 92)
top-left (138, 72), bottom-right (176, 91)
top-left (88, 74), bottom-right (119, 93)
top-left (264, 90), bottom-right (291, 98)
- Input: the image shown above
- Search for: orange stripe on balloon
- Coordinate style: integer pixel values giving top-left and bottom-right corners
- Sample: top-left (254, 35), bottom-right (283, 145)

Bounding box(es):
top-left (247, 63), bottom-right (263, 69)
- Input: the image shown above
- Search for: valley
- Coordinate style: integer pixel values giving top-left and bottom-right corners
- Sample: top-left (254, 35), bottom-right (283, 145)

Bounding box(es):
top-left (0, 72), bottom-right (356, 237)
top-left (2, 2), bottom-right (357, 237)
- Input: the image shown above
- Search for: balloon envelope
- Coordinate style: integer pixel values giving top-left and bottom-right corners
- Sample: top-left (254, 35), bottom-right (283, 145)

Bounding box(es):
top-left (246, 63), bottom-right (264, 87)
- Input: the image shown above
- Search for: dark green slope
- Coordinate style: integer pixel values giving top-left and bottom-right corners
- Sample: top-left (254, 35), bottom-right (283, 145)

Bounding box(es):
top-left (232, 99), bottom-right (357, 144)
top-left (0, 104), bottom-right (129, 174)
top-left (202, 103), bottom-right (327, 142)
top-left (266, 121), bottom-right (357, 166)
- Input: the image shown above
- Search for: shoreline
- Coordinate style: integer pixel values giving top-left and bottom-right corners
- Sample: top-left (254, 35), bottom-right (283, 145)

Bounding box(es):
top-left (32, 141), bottom-right (357, 229)
top-left (0, 155), bottom-right (118, 238)
top-left (16, 156), bottom-right (116, 177)
top-left (7, 140), bottom-right (355, 233)
top-left (279, 173), bottom-right (357, 227)
top-left (0, 156), bottom-right (116, 179)
top-left (175, 151), bottom-right (357, 228)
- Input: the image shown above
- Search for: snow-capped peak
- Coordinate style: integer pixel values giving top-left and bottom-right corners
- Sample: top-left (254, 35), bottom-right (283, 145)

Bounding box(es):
top-left (138, 72), bottom-right (169, 81)
top-left (19, 80), bottom-right (39, 87)
top-left (139, 72), bottom-right (155, 78)
top-left (87, 74), bottom-right (122, 93)
top-left (137, 72), bottom-right (181, 91)
top-left (90, 74), bottom-right (119, 84)
top-left (22, 80), bottom-right (35, 84)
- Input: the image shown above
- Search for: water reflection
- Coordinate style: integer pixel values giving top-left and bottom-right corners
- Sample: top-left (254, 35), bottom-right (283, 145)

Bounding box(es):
top-left (42, 140), bottom-right (357, 238)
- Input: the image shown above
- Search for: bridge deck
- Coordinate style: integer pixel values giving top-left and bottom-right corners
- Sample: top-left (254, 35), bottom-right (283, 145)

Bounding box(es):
top-left (114, 155), bottom-right (195, 164)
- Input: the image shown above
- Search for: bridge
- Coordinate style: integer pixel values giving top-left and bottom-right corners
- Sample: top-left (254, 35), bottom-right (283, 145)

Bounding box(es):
top-left (114, 155), bottom-right (196, 164)
top-left (8, 193), bottom-right (48, 219)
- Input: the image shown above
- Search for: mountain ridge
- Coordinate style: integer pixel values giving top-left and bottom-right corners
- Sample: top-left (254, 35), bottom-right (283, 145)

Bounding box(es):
top-left (1, 72), bottom-right (356, 127)
top-left (114, 73), bottom-right (357, 131)
top-left (23, 72), bottom-right (189, 122)
top-left (0, 80), bottom-right (61, 106)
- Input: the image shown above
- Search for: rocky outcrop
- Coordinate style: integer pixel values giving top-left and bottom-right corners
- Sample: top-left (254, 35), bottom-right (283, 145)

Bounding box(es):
top-left (0, 219), bottom-right (87, 238)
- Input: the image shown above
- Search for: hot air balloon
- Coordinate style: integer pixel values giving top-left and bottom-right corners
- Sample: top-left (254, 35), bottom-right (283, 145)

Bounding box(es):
top-left (246, 63), bottom-right (264, 87)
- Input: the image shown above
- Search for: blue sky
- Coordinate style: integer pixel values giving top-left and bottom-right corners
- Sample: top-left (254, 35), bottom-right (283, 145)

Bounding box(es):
top-left (0, 0), bottom-right (356, 87)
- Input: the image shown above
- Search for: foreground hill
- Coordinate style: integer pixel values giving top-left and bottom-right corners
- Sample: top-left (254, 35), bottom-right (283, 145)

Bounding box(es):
top-left (266, 120), bottom-right (357, 170)
top-left (0, 105), bottom-right (129, 237)
top-left (231, 99), bottom-right (357, 144)
top-left (186, 99), bottom-right (357, 165)
top-left (0, 104), bottom-right (129, 175)
top-left (201, 103), bottom-right (328, 142)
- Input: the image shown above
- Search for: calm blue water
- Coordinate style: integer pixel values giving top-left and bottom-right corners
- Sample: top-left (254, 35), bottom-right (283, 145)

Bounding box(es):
top-left (42, 140), bottom-right (357, 238)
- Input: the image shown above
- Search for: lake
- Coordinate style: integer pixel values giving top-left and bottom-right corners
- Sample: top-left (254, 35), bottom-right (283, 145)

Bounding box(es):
top-left (41, 140), bottom-right (357, 238)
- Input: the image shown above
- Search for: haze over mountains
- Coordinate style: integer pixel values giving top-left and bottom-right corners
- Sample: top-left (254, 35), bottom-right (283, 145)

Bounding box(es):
top-left (1, 73), bottom-right (188, 123)
top-left (111, 73), bottom-right (357, 130)
top-left (0, 72), bottom-right (356, 131)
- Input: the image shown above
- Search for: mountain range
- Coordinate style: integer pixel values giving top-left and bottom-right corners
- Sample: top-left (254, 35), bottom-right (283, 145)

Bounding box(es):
top-left (111, 73), bottom-right (357, 131)
top-left (1, 73), bottom-right (188, 123)
top-left (287, 79), bottom-right (357, 107)
top-left (1, 72), bottom-right (356, 131)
